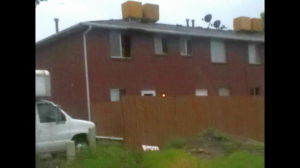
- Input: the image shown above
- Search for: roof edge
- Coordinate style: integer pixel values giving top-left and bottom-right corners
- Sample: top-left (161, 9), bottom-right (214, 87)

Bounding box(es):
top-left (82, 22), bottom-right (264, 42)
top-left (36, 23), bottom-right (86, 48)
top-left (36, 21), bottom-right (264, 49)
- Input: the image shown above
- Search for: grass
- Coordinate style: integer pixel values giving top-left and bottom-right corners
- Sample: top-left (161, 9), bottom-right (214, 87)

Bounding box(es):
top-left (35, 151), bottom-right (42, 165)
top-left (163, 127), bottom-right (265, 157)
top-left (62, 144), bottom-right (142, 168)
top-left (197, 151), bottom-right (264, 168)
top-left (36, 128), bottom-right (264, 168)
top-left (142, 149), bottom-right (198, 168)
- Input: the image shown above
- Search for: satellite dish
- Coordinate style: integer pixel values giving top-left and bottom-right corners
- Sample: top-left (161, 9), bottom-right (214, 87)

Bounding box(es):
top-left (203, 14), bottom-right (212, 23)
top-left (213, 20), bottom-right (221, 28)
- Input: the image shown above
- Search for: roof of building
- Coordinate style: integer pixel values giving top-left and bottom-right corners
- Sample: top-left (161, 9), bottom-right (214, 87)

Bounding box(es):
top-left (36, 19), bottom-right (264, 48)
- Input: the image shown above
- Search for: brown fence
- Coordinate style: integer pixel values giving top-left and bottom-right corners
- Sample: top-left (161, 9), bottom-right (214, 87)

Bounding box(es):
top-left (91, 101), bottom-right (124, 138)
top-left (92, 96), bottom-right (264, 150)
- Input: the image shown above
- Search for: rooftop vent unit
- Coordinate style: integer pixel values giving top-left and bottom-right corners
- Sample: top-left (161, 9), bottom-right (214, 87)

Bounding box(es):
top-left (250, 18), bottom-right (262, 31)
top-left (121, 1), bottom-right (159, 23)
top-left (142, 3), bottom-right (159, 22)
top-left (233, 17), bottom-right (262, 31)
top-left (122, 1), bottom-right (142, 20)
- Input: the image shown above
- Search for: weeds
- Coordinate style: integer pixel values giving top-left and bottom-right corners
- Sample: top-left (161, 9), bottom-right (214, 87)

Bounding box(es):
top-left (36, 128), bottom-right (264, 168)
top-left (163, 136), bottom-right (188, 149)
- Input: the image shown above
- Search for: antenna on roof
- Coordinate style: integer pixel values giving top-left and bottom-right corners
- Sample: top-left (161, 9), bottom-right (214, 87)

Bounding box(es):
top-left (213, 20), bottom-right (221, 29)
top-left (202, 14), bottom-right (212, 28)
top-left (202, 14), bottom-right (227, 30)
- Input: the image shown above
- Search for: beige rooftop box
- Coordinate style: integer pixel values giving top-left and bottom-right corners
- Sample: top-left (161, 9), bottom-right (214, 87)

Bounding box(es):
top-left (122, 1), bottom-right (142, 19)
top-left (142, 3), bottom-right (159, 22)
top-left (251, 18), bottom-right (262, 31)
top-left (233, 17), bottom-right (251, 31)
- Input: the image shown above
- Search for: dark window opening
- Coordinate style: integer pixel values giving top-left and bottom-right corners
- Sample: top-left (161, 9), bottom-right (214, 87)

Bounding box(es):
top-left (250, 87), bottom-right (260, 96)
top-left (256, 45), bottom-right (262, 64)
top-left (161, 37), bottom-right (168, 54)
top-left (119, 89), bottom-right (126, 100)
top-left (121, 35), bottom-right (131, 57)
top-left (144, 94), bottom-right (154, 96)
top-left (187, 39), bottom-right (192, 55)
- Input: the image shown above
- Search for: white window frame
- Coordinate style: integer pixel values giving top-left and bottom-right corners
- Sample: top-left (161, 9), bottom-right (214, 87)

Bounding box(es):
top-left (110, 89), bottom-right (120, 102)
top-left (248, 44), bottom-right (262, 64)
top-left (110, 88), bottom-right (126, 102)
top-left (110, 31), bottom-right (122, 58)
top-left (180, 37), bottom-right (192, 56)
top-left (210, 40), bottom-right (226, 63)
top-left (141, 90), bottom-right (156, 96)
top-left (195, 89), bottom-right (208, 96)
top-left (218, 88), bottom-right (230, 96)
top-left (154, 35), bottom-right (167, 55)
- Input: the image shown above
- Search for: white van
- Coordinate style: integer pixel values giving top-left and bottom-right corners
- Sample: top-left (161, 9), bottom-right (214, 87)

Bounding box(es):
top-left (35, 70), bottom-right (95, 154)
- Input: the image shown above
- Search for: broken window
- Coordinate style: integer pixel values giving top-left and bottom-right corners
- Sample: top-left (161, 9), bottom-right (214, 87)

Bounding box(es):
top-left (154, 35), bottom-right (168, 54)
top-left (180, 37), bottom-right (192, 56)
top-left (110, 30), bottom-right (131, 58)
top-left (110, 89), bottom-right (126, 101)
top-left (121, 35), bottom-right (131, 57)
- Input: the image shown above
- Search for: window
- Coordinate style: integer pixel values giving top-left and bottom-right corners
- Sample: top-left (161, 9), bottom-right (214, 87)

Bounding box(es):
top-left (110, 89), bottom-right (126, 102)
top-left (154, 35), bottom-right (168, 54)
top-left (219, 88), bottom-right (230, 96)
top-left (121, 35), bottom-right (131, 57)
top-left (110, 30), bottom-right (131, 58)
top-left (141, 90), bottom-right (156, 96)
top-left (180, 37), bottom-right (192, 56)
top-left (211, 40), bottom-right (226, 63)
top-left (248, 44), bottom-right (262, 64)
top-left (195, 89), bottom-right (208, 96)
top-left (37, 104), bottom-right (66, 123)
top-left (250, 87), bottom-right (260, 96)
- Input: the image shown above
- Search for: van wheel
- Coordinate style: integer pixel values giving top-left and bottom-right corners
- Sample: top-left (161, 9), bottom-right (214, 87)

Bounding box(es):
top-left (73, 135), bottom-right (88, 152)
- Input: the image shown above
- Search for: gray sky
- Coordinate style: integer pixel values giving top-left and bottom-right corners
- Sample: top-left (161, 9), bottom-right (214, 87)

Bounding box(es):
top-left (35, 0), bottom-right (264, 42)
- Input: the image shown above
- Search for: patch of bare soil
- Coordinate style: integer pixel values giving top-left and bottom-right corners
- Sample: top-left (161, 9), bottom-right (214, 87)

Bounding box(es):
top-left (182, 128), bottom-right (264, 159)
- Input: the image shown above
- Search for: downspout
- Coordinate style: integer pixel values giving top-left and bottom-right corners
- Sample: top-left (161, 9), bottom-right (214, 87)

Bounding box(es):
top-left (83, 25), bottom-right (92, 121)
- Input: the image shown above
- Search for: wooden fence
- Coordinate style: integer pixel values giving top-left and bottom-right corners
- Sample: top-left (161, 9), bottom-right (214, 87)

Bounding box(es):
top-left (91, 101), bottom-right (124, 138)
top-left (92, 96), bottom-right (264, 149)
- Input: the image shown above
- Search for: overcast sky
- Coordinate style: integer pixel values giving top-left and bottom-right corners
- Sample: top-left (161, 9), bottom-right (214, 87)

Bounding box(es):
top-left (35, 0), bottom-right (264, 42)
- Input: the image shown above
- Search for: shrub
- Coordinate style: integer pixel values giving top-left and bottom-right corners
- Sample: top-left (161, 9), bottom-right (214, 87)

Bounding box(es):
top-left (163, 136), bottom-right (188, 149)
top-left (200, 127), bottom-right (231, 142)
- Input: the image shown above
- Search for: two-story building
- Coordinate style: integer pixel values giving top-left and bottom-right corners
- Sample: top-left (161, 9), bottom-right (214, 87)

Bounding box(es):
top-left (36, 18), bottom-right (264, 120)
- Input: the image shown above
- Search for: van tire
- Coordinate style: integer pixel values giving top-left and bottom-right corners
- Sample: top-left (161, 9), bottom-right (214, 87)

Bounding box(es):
top-left (72, 134), bottom-right (88, 151)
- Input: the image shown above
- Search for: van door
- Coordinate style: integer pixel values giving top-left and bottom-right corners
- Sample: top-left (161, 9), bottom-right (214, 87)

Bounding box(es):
top-left (50, 106), bottom-right (70, 152)
top-left (36, 102), bottom-right (70, 153)
top-left (36, 102), bottom-right (55, 153)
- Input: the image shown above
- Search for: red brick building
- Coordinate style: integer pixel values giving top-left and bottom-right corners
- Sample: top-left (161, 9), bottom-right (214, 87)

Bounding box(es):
top-left (36, 19), bottom-right (264, 120)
